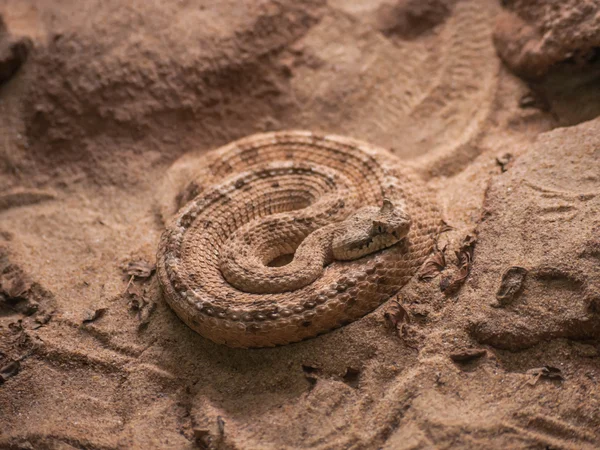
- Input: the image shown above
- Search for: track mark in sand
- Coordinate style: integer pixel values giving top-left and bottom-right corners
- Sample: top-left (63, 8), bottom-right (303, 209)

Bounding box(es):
top-left (524, 180), bottom-right (598, 201)
top-left (0, 188), bottom-right (56, 212)
top-left (408, 0), bottom-right (499, 173)
top-left (409, 1), bottom-right (495, 117)
top-left (289, 0), bottom-right (498, 171)
top-left (389, 0), bottom-right (497, 139)
top-left (524, 180), bottom-right (599, 223)
top-left (471, 262), bottom-right (598, 350)
top-left (29, 340), bottom-right (131, 376)
top-left (503, 414), bottom-right (600, 450)
top-left (538, 204), bottom-right (577, 222)
top-left (31, 324), bottom-right (177, 383)
top-left (532, 265), bottom-right (585, 293)
top-left (0, 433), bottom-right (116, 450)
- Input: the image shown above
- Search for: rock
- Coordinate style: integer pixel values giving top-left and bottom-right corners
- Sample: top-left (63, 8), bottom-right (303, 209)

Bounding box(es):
top-left (493, 0), bottom-right (600, 79)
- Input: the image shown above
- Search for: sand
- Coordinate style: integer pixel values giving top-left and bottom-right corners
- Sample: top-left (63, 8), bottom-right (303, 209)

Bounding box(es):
top-left (0, 0), bottom-right (599, 448)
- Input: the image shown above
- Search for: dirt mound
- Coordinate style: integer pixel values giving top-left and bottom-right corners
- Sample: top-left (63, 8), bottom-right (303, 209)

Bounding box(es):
top-left (24, 0), bottom-right (324, 163)
top-left (468, 118), bottom-right (600, 350)
top-left (493, 0), bottom-right (600, 79)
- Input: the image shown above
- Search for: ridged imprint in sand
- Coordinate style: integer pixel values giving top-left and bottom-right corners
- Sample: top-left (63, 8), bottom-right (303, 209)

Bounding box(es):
top-left (157, 131), bottom-right (440, 347)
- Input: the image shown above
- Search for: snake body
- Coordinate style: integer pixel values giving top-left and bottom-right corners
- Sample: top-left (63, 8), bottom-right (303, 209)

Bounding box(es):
top-left (157, 131), bottom-right (440, 348)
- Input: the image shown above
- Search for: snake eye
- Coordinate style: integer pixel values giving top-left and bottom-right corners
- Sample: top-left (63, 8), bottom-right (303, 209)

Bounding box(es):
top-left (373, 221), bottom-right (385, 234)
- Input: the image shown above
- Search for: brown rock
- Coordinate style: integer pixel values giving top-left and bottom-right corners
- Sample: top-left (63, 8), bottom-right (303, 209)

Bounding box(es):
top-left (493, 0), bottom-right (600, 79)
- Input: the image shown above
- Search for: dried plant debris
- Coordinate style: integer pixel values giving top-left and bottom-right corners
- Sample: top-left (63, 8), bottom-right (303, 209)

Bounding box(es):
top-left (495, 153), bottom-right (513, 172)
top-left (440, 235), bottom-right (476, 295)
top-left (120, 258), bottom-right (157, 330)
top-left (450, 348), bottom-right (487, 363)
top-left (439, 276), bottom-right (453, 292)
top-left (193, 415), bottom-right (226, 450)
top-left (418, 244), bottom-right (447, 281)
top-left (302, 364), bottom-right (361, 389)
top-left (526, 366), bottom-right (564, 386)
top-left (126, 282), bottom-right (145, 306)
top-left (137, 302), bottom-right (157, 332)
top-left (439, 220), bottom-right (454, 233)
top-left (217, 416), bottom-right (225, 437)
top-left (384, 298), bottom-right (411, 338)
top-left (494, 266), bottom-right (528, 307)
top-left (125, 282), bottom-right (156, 330)
top-left (121, 259), bottom-right (156, 280)
top-left (0, 359), bottom-right (20, 384)
top-left (193, 428), bottom-right (213, 450)
top-left (518, 91), bottom-right (551, 111)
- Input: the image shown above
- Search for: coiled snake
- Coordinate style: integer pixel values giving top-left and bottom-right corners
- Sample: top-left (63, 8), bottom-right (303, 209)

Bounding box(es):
top-left (157, 131), bottom-right (440, 348)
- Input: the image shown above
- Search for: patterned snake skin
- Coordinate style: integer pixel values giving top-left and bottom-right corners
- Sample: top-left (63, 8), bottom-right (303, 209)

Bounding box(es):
top-left (157, 131), bottom-right (440, 348)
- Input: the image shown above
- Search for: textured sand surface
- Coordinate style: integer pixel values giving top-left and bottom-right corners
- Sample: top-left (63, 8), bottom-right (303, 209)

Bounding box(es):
top-left (0, 0), bottom-right (599, 448)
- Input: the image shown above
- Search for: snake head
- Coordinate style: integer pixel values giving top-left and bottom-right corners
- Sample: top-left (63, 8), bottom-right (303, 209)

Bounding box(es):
top-left (371, 198), bottom-right (412, 241)
top-left (332, 199), bottom-right (412, 261)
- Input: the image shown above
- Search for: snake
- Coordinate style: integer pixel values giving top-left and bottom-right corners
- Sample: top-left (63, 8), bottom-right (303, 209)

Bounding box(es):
top-left (156, 131), bottom-right (440, 348)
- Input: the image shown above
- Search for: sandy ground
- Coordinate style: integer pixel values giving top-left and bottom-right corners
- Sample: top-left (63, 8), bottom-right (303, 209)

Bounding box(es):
top-left (0, 0), bottom-right (599, 449)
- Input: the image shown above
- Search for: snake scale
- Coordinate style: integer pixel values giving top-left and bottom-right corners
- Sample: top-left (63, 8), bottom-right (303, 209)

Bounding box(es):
top-left (157, 131), bottom-right (440, 348)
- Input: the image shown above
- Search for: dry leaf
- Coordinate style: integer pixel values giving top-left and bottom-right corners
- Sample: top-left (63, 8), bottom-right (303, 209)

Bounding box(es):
top-left (126, 282), bottom-right (145, 307)
top-left (495, 266), bottom-right (528, 306)
top-left (138, 302), bottom-right (157, 331)
top-left (518, 91), bottom-right (550, 111)
top-left (384, 299), bottom-right (410, 337)
top-left (217, 416), bottom-right (225, 436)
top-left (122, 260), bottom-right (155, 279)
top-left (441, 236), bottom-right (476, 295)
top-left (0, 360), bottom-right (20, 383)
top-left (440, 220), bottom-right (454, 233)
top-left (418, 245), bottom-right (447, 281)
top-left (526, 366), bottom-right (564, 385)
top-left (193, 428), bottom-right (213, 449)
top-left (496, 153), bottom-right (513, 172)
